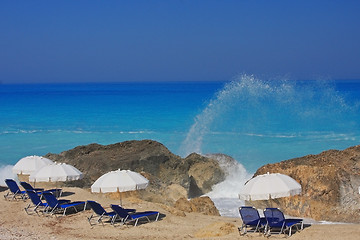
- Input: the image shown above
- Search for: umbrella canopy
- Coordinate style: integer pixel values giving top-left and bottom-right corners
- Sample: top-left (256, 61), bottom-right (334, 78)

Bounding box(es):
top-left (91, 169), bottom-right (148, 193)
top-left (29, 163), bottom-right (83, 182)
top-left (239, 172), bottom-right (302, 201)
top-left (12, 155), bottom-right (54, 175)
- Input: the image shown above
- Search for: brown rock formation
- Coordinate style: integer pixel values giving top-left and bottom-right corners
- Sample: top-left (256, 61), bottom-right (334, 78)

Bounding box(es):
top-left (251, 145), bottom-right (360, 223)
top-left (44, 140), bottom-right (225, 205)
top-left (174, 196), bottom-right (220, 216)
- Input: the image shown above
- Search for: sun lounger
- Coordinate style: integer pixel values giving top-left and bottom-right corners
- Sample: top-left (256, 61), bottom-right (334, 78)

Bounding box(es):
top-left (263, 208), bottom-right (303, 237)
top-left (20, 181), bottom-right (62, 198)
top-left (42, 192), bottom-right (85, 216)
top-left (238, 206), bottom-right (267, 235)
top-left (110, 204), bottom-right (159, 227)
top-left (87, 200), bottom-right (117, 226)
top-left (4, 179), bottom-right (27, 201)
top-left (25, 190), bottom-right (70, 215)
top-left (87, 201), bottom-right (136, 226)
top-left (20, 182), bottom-right (44, 193)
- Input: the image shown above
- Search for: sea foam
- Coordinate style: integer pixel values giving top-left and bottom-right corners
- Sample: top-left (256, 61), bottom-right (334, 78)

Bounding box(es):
top-left (180, 74), bottom-right (360, 173)
top-left (0, 165), bottom-right (16, 187)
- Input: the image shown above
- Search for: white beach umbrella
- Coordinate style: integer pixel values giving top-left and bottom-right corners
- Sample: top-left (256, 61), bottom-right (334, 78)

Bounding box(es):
top-left (238, 172), bottom-right (302, 201)
top-left (12, 155), bottom-right (54, 175)
top-left (91, 169), bottom-right (149, 205)
top-left (29, 163), bottom-right (83, 182)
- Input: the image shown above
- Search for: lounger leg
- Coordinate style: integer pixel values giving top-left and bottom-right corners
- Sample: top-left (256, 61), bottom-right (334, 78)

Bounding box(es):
top-left (122, 216), bottom-right (129, 226)
top-left (288, 226), bottom-right (293, 237)
top-left (98, 215), bottom-right (105, 226)
top-left (262, 224), bottom-right (266, 235)
top-left (34, 207), bottom-right (40, 216)
top-left (279, 222), bottom-right (285, 235)
top-left (238, 224), bottom-right (246, 236)
top-left (88, 214), bottom-right (94, 226)
top-left (254, 221), bottom-right (260, 233)
top-left (111, 215), bottom-right (116, 226)
top-left (24, 204), bottom-right (31, 215)
top-left (265, 225), bottom-right (271, 237)
top-left (4, 191), bottom-right (9, 200)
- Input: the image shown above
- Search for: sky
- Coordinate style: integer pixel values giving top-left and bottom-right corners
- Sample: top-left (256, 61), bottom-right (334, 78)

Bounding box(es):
top-left (1, 0), bottom-right (360, 84)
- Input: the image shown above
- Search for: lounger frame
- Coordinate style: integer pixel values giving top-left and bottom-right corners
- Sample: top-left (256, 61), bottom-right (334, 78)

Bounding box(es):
top-left (110, 204), bottom-right (159, 227)
top-left (238, 206), bottom-right (267, 235)
top-left (263, 208), bottom-right (303, 237)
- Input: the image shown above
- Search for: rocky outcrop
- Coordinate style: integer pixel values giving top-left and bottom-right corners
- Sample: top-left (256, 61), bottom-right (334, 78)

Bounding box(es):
top-left (44, 140), bottom-right (225, 205)
top-left (251, 145), bottom-right (360, 223)
top-left (174, 196), bottom-right (220, 216)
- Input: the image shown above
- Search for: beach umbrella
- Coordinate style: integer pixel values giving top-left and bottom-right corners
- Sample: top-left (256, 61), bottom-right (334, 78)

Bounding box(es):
top-left (29, 162), bottom-right (83, 197)
top-left (29, 163), bottom-right (83, 182)
top-left (12, 155), bottom-right (54, 175)
top-left (91, 169), bottom-right (149, 205)
top-left (238, 172), bottom-right (301, 201)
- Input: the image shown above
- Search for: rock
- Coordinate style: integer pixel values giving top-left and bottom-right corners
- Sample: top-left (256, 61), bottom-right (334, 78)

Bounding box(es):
top-left (251, 145), bottom-right (360, 223)
top-left (164, 184), bottom-right (188, 203)
top-left (174, 196), bottom-right (220, 216)
top-left (194, 222), bottom-right (236, 238)
top-left (190, 196), bottom-right (221, 216)
top-left (174, 197), bottom-right (194, 212)
top-left (205, 153), bottom-right (239, 176)
top-left (159, 204), bottom-right (186, 217)
top-left (44, 140), bottom-right (225, 205)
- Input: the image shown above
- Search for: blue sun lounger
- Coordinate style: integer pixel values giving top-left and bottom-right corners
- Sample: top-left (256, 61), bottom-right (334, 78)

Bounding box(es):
top-left (87, 200), bottom-right (117, 226)
top-left (25, 190), bottom-right (70, 215)
top-left (20, 181), bottom-right (62, 198)
top-left (87, 200), bottom-right (136, 226)
top-left (110, 204), bottom-right (159, 227)
top-left (42, 192), bottom-right (85, 216)
top-left (238, 206), bottom-right (267, 235)
top-left (263, 208), bottom-right (303, 237)
top-left (4, 179), bottom-right (27, 201)
top-left (20, 182), bottom-right (44, 193)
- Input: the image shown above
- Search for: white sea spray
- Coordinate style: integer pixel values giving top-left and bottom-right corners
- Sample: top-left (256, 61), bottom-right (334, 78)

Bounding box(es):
top-left (0, 165), bottom-right (16, 186)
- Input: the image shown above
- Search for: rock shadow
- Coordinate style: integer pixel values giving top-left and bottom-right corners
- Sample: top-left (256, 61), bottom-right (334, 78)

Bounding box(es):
top-left (60, 191), bottom-right (75, 197)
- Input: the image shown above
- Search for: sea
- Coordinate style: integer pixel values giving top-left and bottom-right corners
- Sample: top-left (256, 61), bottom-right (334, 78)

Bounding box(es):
top-left (1, 74), bottom-right (360, 218)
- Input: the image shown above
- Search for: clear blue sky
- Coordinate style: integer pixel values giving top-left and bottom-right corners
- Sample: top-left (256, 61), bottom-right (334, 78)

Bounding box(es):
top-left (1, 0), bottom-right (360, 83)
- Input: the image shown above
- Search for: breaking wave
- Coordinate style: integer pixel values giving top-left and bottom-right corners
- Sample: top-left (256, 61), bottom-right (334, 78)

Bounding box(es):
top-left (180, 74), bottom-right (360, 213)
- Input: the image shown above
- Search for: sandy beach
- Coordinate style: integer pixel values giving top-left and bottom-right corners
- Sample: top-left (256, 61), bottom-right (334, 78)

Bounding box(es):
top-left (1, 187), bottom-right (359, 240)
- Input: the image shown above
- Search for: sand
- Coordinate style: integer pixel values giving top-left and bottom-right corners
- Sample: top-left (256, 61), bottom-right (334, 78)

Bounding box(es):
top-left (1, 187), bottom-right (359, 240)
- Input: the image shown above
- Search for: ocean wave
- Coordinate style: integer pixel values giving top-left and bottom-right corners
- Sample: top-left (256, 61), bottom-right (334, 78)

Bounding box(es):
top-left (119, 131), bottom-right (155, 134)
top-left (0, 165), bottom-right (17, 187)
top-left (188, 130), bottom-right (358, 141)
top-left (205, 154), bottom-right (252, 198)
top-left (180, 74), bottom-right (360, 159)
top-left (0, 129), bottom-right (156, 135)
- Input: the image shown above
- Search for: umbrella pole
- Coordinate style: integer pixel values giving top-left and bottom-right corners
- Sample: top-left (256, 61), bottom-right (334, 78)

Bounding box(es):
top-left (55, 181), bottom-right (59, 198)
top-left (120, 192), bottom-right (122, 206)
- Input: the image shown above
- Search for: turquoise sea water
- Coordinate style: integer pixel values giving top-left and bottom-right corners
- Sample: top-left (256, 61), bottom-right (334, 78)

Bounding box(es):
top-left (1, 75), bottom-right (360, 195)
top-left (0, 81), bottom-right (221, 165)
